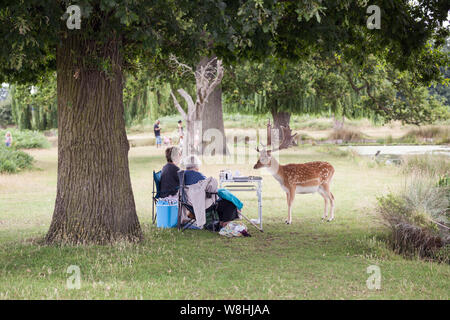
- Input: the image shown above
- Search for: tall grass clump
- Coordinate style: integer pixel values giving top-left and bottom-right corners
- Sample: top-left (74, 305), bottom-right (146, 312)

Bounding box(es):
top-left (0, 128), bottom-right (50, 149)
top-left (0, 145), bottom-right (34, 173)
top-left (401, 154), bottom-right (450, 177)
top-left (328, 128), bottom-right (364, 142)
top-left (401, 126), bottom-right (449, 144)
top-left (376, 173), bottom-right (449, 262)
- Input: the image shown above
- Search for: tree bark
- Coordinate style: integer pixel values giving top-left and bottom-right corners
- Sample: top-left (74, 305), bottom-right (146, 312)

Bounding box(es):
top-left (271, 109), bottom-right (291, 129)
top-left (45, 35), bottom-right (142, 244)
top-left (197, 57), bottom-right (227, 155)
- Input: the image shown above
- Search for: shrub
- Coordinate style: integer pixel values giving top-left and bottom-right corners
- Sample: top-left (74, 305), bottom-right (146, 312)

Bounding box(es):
top-left (0, 103), bottom-right (13, 127)
top-left (376, 174), bottom-right (449, 262)
top-left (294, 132), bottom-right (315, 144)
top-left (0, 145), bottom-right (34, 173)
top-left (328, 128), bottom-right (364, 142)
top-left (401, 154), bottom-right (450, 177)
top-left (0, 128), bottom-right (50, 149)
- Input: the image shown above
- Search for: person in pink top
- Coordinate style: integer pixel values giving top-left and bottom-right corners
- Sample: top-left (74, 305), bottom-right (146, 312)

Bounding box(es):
top-left (5, 131), bottom-right (12, 147)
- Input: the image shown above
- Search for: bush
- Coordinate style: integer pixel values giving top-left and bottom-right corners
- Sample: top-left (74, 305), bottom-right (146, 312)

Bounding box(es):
top-left (0, 128), bottom-right (50, 149)
top-left (328, 128), bottom-right (364, 142)
top-left (0, 103), bottom-right (13, 127)
top-left (376, 174), bottom-right (449, 262)
top-left (0, 145), bottom-right (34, 173)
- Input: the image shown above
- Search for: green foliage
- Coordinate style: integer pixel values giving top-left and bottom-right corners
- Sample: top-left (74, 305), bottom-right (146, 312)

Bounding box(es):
top-left (0, 1), bottom-right (447, 130)
top-left (123, 72), bottom-right (175, 127)
top-left (223, 57), bottom-right (328, 117)
top-left (10, 75), bottom-right (57, 131)
top-left (437, 174), bottom-right (450, 188)
top-left (9, 70), bottom-right (177, 129)
top-left (344, 55), bottom-right (449, 125)
top-left (0, 102), bottom-right (12, 127)
top-left (0, 86), bottom-right (13, 127)
top-left (429, 64), bottom-right (450, 106)
top-left (0, 129), bottom-right (50, 149)
top-left (0, 144), bottom-right (33, 173)
top-left (0, 1), bottom-right (448, 85)
top-left (224, 52), bottom-right (448, 125)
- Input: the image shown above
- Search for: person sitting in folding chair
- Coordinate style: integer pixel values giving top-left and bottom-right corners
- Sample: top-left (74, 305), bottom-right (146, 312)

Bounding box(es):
top-left (152, 147), bottom-right (181, 224)
top-left (160, 146), bottom-right (182, 198)
top-left (178, 155), bottom-right (240, 231)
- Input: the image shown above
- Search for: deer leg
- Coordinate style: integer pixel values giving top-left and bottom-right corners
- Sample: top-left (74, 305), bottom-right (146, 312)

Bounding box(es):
top-left (318, 187), bottom-right (328, 221)
top-left (285, 190), bottom-right (295, 224)
top-left (329, 191), bottom-right (335, 221)
top-left (321, 183), bottom-right (335, 222)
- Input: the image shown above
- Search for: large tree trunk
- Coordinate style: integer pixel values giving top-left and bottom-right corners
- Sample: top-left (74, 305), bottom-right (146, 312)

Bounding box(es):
top-left (46, 35), bottom-right (142, 244)
top-left (197, 57), bottom-right (227, 155)
top-left (271, 109), bottom-right (291, 129)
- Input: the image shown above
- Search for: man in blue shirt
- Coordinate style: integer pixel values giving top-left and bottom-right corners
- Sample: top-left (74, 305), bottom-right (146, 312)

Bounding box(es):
top-left (154, 120), bottom-right (161, 148)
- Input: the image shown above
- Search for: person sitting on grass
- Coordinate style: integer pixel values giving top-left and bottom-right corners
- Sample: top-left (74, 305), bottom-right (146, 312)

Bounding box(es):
top-left (159, 146), bottom-right (182, 199)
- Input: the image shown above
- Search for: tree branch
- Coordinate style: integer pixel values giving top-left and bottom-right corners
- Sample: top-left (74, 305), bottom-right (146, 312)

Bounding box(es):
top-left (177, 88), bottom-right (196, 118)
top-left (170, 91), bottom-right (187, 119)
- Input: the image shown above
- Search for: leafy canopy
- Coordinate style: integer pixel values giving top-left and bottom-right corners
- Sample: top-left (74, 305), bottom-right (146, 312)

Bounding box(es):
top-left (0, 0), bottom-right (448, 86)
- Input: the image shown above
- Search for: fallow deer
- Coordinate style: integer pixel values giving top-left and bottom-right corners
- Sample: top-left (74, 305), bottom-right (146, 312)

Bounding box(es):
top-left (253, 124), bottom-right (335, 224)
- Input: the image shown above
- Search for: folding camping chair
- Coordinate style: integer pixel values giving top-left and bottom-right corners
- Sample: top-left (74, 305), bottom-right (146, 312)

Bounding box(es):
top-left (177, 170), bottom-right (221, 232)
top-left (151, 170), bottom-right (162, 224)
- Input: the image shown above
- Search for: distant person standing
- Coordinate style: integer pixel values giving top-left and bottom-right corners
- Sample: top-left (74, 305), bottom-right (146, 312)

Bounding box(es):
top-left (154, 120), bottom-right (161, 148)
top-left (177, 120), bottom-right (184, 147)
top-left (4, 131), bottom-right (12, 147)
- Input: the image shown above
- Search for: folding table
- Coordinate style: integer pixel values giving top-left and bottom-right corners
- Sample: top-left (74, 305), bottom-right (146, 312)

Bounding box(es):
top-left (219, 175), bottom-right (263, 231)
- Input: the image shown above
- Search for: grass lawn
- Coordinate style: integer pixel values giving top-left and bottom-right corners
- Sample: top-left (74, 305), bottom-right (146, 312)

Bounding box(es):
top-left (0, 144), bottom-right (449, 299)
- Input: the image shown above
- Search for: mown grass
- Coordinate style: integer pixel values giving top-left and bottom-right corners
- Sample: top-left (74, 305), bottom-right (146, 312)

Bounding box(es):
top-left (0, 144), bottom-right (449, 299)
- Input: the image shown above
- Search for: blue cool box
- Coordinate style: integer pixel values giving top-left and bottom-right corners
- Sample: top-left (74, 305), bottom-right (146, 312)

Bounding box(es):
top-left (156, 200), bottom-right (178, 228)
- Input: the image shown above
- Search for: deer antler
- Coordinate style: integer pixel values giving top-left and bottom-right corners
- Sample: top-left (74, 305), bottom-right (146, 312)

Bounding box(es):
top-left (256, 142), bottom-right (266, 153)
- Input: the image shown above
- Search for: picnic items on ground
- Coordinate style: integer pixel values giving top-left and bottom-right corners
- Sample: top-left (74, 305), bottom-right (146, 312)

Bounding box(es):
top-left (219, 222), bottom-right (251, 237)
